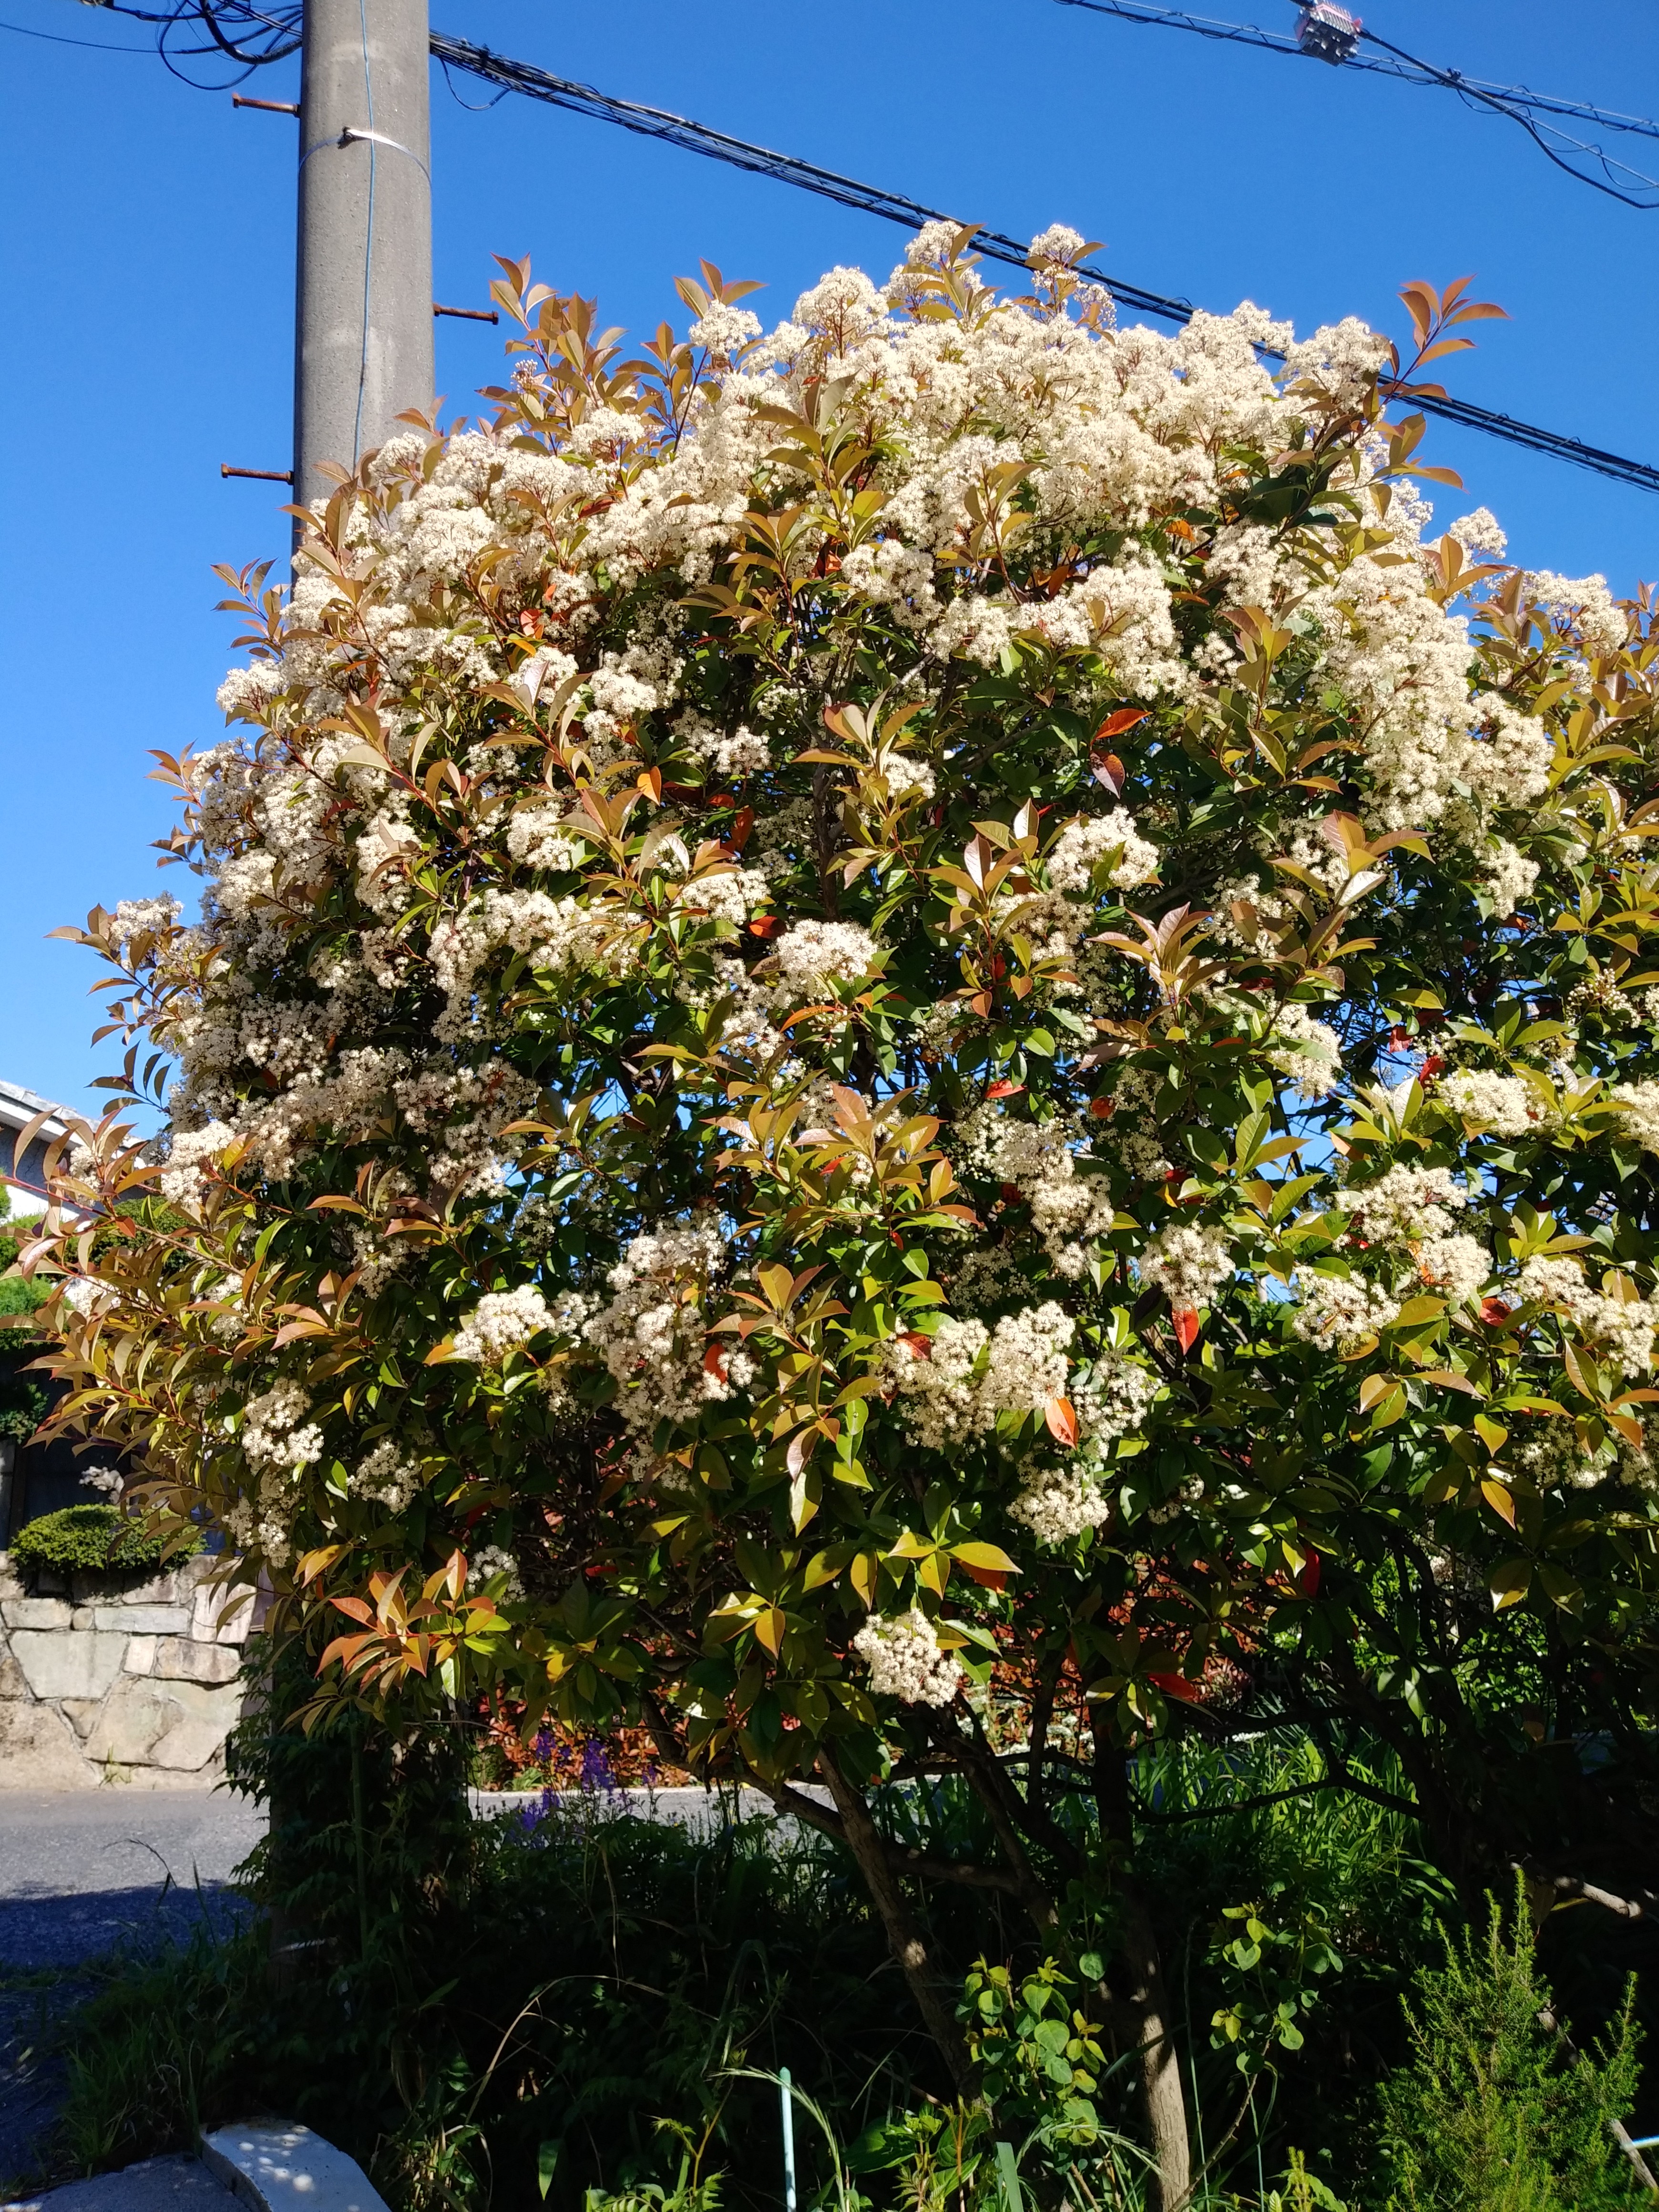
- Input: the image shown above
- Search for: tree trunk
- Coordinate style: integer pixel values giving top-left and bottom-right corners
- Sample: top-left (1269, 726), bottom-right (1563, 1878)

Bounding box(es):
top-left (1091, 1710), bottom-right (1192, 2212)
top-left (818, 1742), bottom-right (977, 2097)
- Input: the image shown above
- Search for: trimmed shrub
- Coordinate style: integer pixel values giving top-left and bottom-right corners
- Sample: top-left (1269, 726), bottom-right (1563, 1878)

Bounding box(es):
top-left (11, 1502), bottom-right (200, 1578)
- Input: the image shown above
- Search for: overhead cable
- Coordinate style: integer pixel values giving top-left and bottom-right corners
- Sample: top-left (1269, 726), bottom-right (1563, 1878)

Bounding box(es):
top-left (1048, 0), bottom-right (1659, 210)
top-left (427, 32), bottom-right (1659, 497)
top-left (59, 1), bottom-right (1659, 492)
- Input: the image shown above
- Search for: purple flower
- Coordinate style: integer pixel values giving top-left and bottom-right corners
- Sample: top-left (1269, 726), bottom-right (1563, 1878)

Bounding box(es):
top-left (579, 1738), bottom-right (617, 1794)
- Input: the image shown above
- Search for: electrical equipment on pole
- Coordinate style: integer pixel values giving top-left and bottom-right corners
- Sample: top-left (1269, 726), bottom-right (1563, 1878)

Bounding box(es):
top-left (1295, 4), bottom-right (1362, 65)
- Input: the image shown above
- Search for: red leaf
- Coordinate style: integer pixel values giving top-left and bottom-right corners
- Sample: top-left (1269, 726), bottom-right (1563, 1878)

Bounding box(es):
top-left (898, 1332), bottom-right (932, 1360)
top-left (1095, 709), bottom-right (1147, 739)
top-left (1148, 1671), bottom-right (1202, 1703)
top-left (1087, 1096), bottom-right (1114, 1119)
top-left (959, 1566), bottom-right (1009, 1592)
top-left (747, 914), bottom-right (781, 938)
top-left (985, 1079), bottom-right (1025, 1100)
top-left (1300, 1552), bottom-right (1321, 1598)
top-left (728, 806), bottom-right (755, 850)
top-left (1480, 1296), bottom-right (1515, 1328)
top-left (1172, 1307), bottom-right (1201, 1355)
top-left (1045, 1395), bottom-right (1080, 1448)
top-left (702, 1344), bottom-right (728, 1379)
top-left (1091, 751), bottom-right (1126, 795)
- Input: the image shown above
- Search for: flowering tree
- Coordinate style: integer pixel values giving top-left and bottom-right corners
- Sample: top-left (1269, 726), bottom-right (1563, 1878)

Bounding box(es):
top-left (31, 224), bottom-right (1659, 2204)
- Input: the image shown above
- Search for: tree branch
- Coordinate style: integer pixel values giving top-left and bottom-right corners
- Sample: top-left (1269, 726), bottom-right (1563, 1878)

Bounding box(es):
top-left (759, 1776), bottom-right (1023, 1893)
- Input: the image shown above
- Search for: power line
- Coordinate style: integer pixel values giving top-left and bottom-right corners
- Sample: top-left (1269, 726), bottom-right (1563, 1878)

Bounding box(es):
top-left (0, 10), bottom-right (150, 44)
top-left (430, 32), bottom-right (1197, 327)
top-left (71, 0), bottom-right (299, 85)
top-left (59, 1), bottom-right (1659, 494)
top-left (426, 32), bottom-right (1659, 498)
top-left (1048, 0), bottom-right (1659, 210)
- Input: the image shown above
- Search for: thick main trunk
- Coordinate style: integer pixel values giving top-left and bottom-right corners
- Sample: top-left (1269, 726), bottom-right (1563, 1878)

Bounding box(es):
top-left (819, 1743), bottom-right (977, 2098)
top-left (1092, 1712), bottom-right (1192, 2212)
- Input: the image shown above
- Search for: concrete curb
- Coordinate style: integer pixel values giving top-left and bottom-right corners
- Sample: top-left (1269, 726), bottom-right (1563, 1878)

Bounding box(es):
top-left (199, 2124), bottom-right (389, 2212)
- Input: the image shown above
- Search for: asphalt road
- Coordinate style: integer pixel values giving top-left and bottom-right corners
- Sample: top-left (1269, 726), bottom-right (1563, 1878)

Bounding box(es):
top-left (0, 1788), bottom-right (264, 1969)
top-left (0, 1789), bottom-right (264, 2198)
top-left (2, 2154), bottom-right (240, 2211)
top-left (0, 1782), bottom-right (794, 2196)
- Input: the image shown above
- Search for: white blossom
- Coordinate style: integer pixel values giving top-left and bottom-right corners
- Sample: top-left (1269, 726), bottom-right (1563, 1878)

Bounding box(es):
top-left (851, 1609), bottom-right (962, 1705)
top-left (1438, 1069), bottom-right (1541, 1137)
top-left (1046, 811), bottom-right (1160, 895)
top-left (1139, 1223), bottom-right (1232, 1309)
top-left (1291, 1270), bottom-right (1402, 1351)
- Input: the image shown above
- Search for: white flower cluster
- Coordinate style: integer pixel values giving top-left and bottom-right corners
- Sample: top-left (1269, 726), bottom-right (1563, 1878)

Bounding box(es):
top-left (452, 1285), bottom-right (556, 1364)
top-left (1610, 1080), bottom-right (1659, 1153)
top-left (888, 1302), bottom-right (1075, 1451)
top-left (352, 1438), bottom-right (422, 1513)
top-left (851, 1608), bottom-right (962, 1706)
top-left (1437, 1069), bottom-right (1542, 1137)
top-left (767, 920), bottom-right (880, 997)
top-left (112, 896), bottom-right (182, 946)
top-left (969, 1109), bottom-right (1116, 1277)
top-left (1516, 1256), bottom-right (1656, 1377)
top-left (1415, 1232), bottom-right (1491, 1308)
top-left (584, 1219), bottom-right (748, 1472)
top-left (469, 1543), bottom-right (525, 1599)
top-left (505, 803), bottom-right (589, 874)
top-left (159, 1121), bottom-right (236, 1211)
top-left (239, 1381), bottom-right (324, 1472)
top-left (1448, 508), bottom-right (1508, 557)
top-left (1290, 1269), bottom-right (1403, 1350)
top-left (1342, 1164), bottom-right (1466, 1246)
top-left (1010, 1464), bottom-right (1110, 1545)
top-left (1046, 811), bottom-right (1160, 897)
top-left (1071, 1343), bottom-right (1160, 1443)
top-left (1480, 839), bottom-right (1540, 918)
top-left (1139, 1223), bottom-right (1232, 1309)
top-left (1266, 1001), bottom-right (1343, 1101)
top-left (1520, 570), bottom-right (1628, 656)
top-left (681, 718), bottom-right (773, 781)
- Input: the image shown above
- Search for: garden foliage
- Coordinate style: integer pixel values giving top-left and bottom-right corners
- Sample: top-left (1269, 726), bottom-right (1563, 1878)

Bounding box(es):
top-left (9, 1499), bottom-right (197, 1577)
top-left (1376, 1884), bottom-right (1646, 2211)
top-left (27, 223), bottom-right (1659, 2194)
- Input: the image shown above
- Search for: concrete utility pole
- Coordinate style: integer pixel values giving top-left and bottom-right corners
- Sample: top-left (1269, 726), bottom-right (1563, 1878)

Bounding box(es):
top-left (294, 0), bottom-right (434, 512)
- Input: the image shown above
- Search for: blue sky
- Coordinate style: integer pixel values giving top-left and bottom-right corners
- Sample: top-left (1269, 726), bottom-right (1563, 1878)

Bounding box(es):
top-left (1, 0), bottom-right (1655, 1117)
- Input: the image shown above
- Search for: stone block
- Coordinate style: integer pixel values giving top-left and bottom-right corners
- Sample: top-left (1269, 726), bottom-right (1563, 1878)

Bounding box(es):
top-left (61, 1697), bottom-right (103, 1738)
top-left (0, 1697), bottom-right (94, 1789)
top-left (9, 1628), bottom-right (129, 1701)
top-left (0, 1648), bottom-right (28, 1698)
top-left (203, 2122), bottom-right (391, 2212)
top-left (72, 1566), bottom-right (181, 1606)
top-left (84, 1674), bottom-right (244, 1772)
top-left (123, 1634), bottom-right (158, 1676)
top-left (92, 1604), bottom-right (191, 1635)
top-left (1, 1597), bottom-right (72, 1631)
top-left (72, 1606), bottom-right (94, 1630)
top-left (153, 1637), bottom-right (241, 1686)
top-left (194, 1579), bottom-right (255, 1646)
top-left (0, 1555), bottom-right (22, 1604)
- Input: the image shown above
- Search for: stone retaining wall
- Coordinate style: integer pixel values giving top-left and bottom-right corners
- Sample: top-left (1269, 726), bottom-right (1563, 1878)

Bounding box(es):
top-left (0, 1551), bottom-right (251, 1788)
